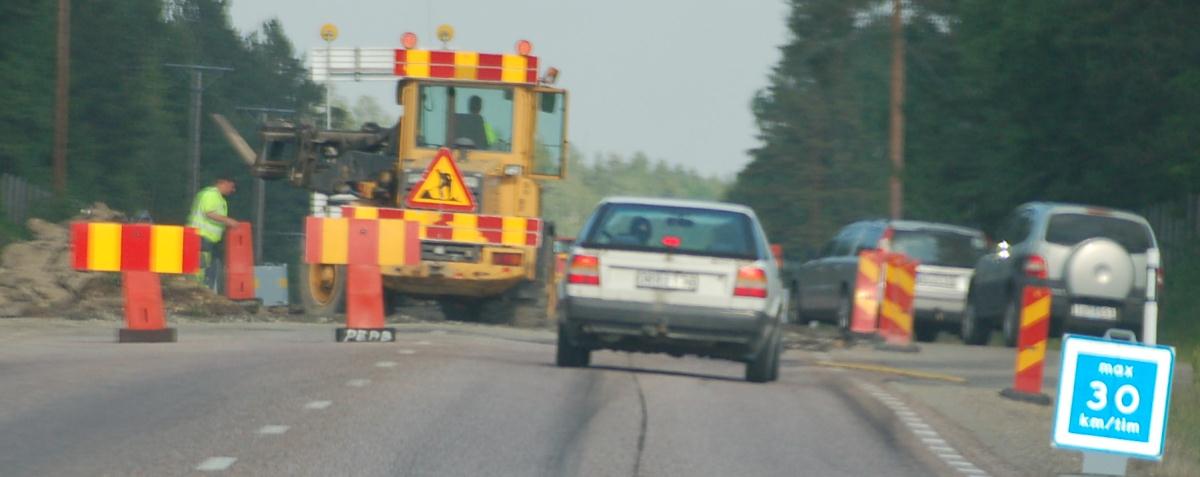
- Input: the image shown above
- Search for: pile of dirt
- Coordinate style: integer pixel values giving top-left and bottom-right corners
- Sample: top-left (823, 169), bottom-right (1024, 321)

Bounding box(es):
top-left (0, 204), bottom-right (253, 320)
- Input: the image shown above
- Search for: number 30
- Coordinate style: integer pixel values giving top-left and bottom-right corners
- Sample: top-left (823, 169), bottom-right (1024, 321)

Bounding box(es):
top-left (1085, 380), bottom-right (1140, 415)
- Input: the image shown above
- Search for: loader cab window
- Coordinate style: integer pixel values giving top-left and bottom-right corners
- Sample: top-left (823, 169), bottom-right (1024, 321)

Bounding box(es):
top-left (533, 92), bottom-right (567, 177)
top-left (416, 85), bottom-right (513, 152)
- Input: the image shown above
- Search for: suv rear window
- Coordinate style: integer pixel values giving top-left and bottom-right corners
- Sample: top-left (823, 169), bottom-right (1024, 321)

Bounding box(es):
top-left (892, 229), bottom-right (987, 268)
top-left (1044, 213), bottom-right (1153, 252)
top-left (580, 203), bottom-right (759, 259)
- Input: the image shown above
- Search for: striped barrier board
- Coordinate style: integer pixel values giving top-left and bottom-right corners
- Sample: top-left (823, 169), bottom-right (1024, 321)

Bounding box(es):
top-left (1002, 286), bottom-right (1053, 404)
top-left (341, 206), bottom-right (542, 248)
top-left (311, 48), bottom-right (538, 84)
top-left (850, 250), bottom-right (886, 334)
top-left (70, 222), bottom-right (200, 274)
top-left (304, 217), bottom-right (421, 265)
top-left (877, 253), bottom-right (918, 351)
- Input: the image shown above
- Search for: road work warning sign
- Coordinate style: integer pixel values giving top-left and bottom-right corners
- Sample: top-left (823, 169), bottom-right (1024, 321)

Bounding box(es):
top-left (405, 148), bottom-right (477, 212)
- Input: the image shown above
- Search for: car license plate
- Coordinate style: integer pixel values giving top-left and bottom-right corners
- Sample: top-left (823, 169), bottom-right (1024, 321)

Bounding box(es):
top-left (1071, 303), bottom-right (1118, 320)
top-left (636, 271), bottom-right (698, 291)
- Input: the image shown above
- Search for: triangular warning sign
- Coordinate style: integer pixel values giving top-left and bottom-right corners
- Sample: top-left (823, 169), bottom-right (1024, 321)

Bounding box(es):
top-left (405, 148), bottom-right (477, 212)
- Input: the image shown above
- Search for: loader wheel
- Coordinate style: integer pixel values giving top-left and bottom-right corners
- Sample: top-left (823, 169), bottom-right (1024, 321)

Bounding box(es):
top-left (300, 263), bottom-right (346, 317)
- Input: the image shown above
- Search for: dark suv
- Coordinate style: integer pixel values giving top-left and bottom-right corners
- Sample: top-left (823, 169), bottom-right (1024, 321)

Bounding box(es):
top-left (961, 203), bottom-right (1160, 346)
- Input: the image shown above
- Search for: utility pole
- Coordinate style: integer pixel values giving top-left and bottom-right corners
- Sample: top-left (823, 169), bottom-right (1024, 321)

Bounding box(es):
top-left (165, 64), bottom-right (233, 199)
top-left (236, 106), bottom-right (295, 262)
top-left (52, 0), bottom-right (70, 196)
top-left (888, 0), bottom-right (906, 220)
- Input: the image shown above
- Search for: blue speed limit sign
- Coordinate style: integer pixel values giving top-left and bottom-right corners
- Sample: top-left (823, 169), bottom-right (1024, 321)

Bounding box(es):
top-left (1052, 335), bottom-right (1176, 459)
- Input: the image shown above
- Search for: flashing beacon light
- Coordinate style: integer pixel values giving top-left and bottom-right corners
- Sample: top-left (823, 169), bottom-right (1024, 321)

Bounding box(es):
top-left (516, 39), bottom-right (533, 56)
top-left (401, 32), bottom-right (418, 49)
top-left (437, 24), bottom-right (455, 44)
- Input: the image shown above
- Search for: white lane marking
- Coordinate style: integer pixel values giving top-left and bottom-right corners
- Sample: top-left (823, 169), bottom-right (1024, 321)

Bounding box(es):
top-left (196, 457), bottom-right (237, 472)
top-left (947, 460), bottom-right (979, 469)
top-left (959, 469), bottom-right (989, 476)
top-left (938, 452), bottom-right (965, 460)
top-left (922, 437), bottom-right (948, 445)
top-left (375, 361), bottom-right (398, 368)
top-left (912, 429), bottom-right (938, 437)
top-left (414, 340), bottom-right (433, 346)
top-left (397, 349), bottom-right (417, 355)
top-left (304, 400), bottom-right (332, 410)
top-left (857, 382), bottom-right (989, 476)
top-left (904, 421), bottom-right (932, 429)
top-left (346, 379), bottom-right (371, 387)
top-left (257, 425), bottom-right (290, 435)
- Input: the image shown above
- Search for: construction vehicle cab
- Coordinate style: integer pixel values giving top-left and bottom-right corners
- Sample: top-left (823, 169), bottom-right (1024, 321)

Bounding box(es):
top-left (213, 32), bottom-right (568, 323)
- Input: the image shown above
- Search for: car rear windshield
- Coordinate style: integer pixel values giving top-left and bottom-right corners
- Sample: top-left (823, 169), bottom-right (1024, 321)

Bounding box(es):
top-left (892, 229), bottom-right (987, 268)
top-left (580, 203), bottom-right (760, 259)
top-left (1044, 213), bottom-right (1153, 252)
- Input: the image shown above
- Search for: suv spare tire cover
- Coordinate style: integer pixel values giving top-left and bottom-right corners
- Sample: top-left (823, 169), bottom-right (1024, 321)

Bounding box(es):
top-left (1065, 238), bottom-right (1134, 300)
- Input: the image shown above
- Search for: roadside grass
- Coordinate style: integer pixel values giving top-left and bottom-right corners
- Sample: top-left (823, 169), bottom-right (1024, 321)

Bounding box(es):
top-left (1156, 239), bottom-right (1200, 476)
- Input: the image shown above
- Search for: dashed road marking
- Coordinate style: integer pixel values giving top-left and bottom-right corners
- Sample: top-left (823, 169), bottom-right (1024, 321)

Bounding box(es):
top-left (346, 379), bottom-right (371, 387)
top-left (196, 457), bottom-right (237, 472)
top-left (304, 400), bottom-right (332, 410)
top-left (397, 349), bottom-right (417, 355)
top-left (858, 382), bottom-right (992, 477)
top-left (375, 361), bottom-right (398, 368)
top-left (257, 425), bottom-right (290, 435)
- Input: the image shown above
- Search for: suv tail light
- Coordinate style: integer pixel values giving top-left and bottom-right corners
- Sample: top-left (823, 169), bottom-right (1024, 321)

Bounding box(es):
top-left (492, 252), bottom-right (523, 266)
top-left (1156, 267), bottom-right (1164, 290)
top-left (566, 254), bottom-right (600, 285)
top-left (734, 266), bottom-right (768, 298)
top-left (1024, 254), bottom-right (1048, 280)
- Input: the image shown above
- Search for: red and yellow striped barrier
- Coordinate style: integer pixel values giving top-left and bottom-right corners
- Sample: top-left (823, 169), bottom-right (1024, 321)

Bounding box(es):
top-left (850, 250), bottom-right (886, 334)
top-left (394, 49), bottom-right (538, 84)
top-left (341, 206), bottom-right (542, 248)
top-left (304, 217), bottom-right (421, 266)
top-left (1001, 286), bottom-right (1052, 404)
top-left (878, 253), bottom-right (918, 350)
top-left (69, 222), bottom-right (200, 343)
top-left (70, 222), bottom-right (200, 274)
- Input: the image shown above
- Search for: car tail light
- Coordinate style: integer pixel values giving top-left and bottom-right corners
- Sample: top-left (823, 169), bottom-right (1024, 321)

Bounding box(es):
top-left (1024, 254), bottom-right (1048, 280)
top-left (1156, 267), bottom-right (1164, 289)
top-left (662, 235), bottom-right (682, 249)
top-left (734, 266), bottom-right (768, 298)
top-left (492, 252), bottom-right (523, 266)
top-left (567, 254), bottom-right (600, 285)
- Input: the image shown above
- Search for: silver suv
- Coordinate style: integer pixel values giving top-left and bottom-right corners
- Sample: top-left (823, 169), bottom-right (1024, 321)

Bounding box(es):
top-left (961, 203), bottom-right (1160, 346)
top-left (794, 220), bottom-right (987, 341)
top-left (556, 197), bottom-right (787, 383)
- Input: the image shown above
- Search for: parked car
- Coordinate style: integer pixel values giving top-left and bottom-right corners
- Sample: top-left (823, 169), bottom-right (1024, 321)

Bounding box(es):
top-left (556, 197), bottom-right (787, 383)
top-left (961, 203), bottom-right (1160, 346)
top-left (794, 220), bottom-right (988, 341)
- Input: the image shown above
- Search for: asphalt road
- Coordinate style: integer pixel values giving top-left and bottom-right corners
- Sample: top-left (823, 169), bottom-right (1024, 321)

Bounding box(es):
top-left (0, 320), bottom-right (964, 477)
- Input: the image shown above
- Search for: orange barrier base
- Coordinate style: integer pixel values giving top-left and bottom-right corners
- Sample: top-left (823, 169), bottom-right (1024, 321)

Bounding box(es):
top-left (336, 264), bottom-right (395, 342)
top-left (118, 271), bottom-right (175, 343)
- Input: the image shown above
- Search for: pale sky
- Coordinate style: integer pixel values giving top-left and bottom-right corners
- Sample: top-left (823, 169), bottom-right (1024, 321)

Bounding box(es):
top-left (227, 0), bottom-right (789, 177)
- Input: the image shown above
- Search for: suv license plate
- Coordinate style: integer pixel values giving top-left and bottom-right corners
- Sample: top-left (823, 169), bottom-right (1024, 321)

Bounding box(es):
top-left (636, 271), bottom-right (699, 291)
top-left (1071, 303), bottom-right (1118, 320)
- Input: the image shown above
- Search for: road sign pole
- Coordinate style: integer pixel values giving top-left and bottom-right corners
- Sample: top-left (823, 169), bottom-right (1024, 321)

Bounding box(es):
top-left (1079, 452), bottom-right (1128, 476)
top-left (1143, 249), bottom-right (1160, 345)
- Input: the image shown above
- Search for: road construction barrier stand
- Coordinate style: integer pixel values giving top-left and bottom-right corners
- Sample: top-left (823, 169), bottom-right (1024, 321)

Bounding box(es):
top-left (1001, 286), bottom-right (1053, 404)
top-left (876, 253), bottom-right (919, 352)
top-left (340, 206), bottom-right (542, 247)
top-left (224, 222), bottom-right (255, 301)
top-left (304, 216), bottom-right (421, 342)
top-left (70, 222), bottom-right (200, 343)
top-left (850, 250), bottom-right (886, 335)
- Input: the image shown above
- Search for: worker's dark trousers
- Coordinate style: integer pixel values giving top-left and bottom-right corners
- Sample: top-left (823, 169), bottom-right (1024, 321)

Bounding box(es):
top-left (199, 238), bottom-right (225, 292)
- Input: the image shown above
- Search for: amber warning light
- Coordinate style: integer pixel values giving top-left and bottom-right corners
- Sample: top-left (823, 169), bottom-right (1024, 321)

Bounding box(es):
top-left (401, 32), bottom-right (418, 49)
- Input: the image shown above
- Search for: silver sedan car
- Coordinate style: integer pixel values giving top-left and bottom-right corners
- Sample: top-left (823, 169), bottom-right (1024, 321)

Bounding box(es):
top-left (556, 197), bottom-right (788, 383)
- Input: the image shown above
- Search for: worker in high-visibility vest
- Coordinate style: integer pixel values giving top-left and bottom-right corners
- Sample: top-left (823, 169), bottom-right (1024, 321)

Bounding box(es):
top-left (188, 177), bottom-right (239, 288)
